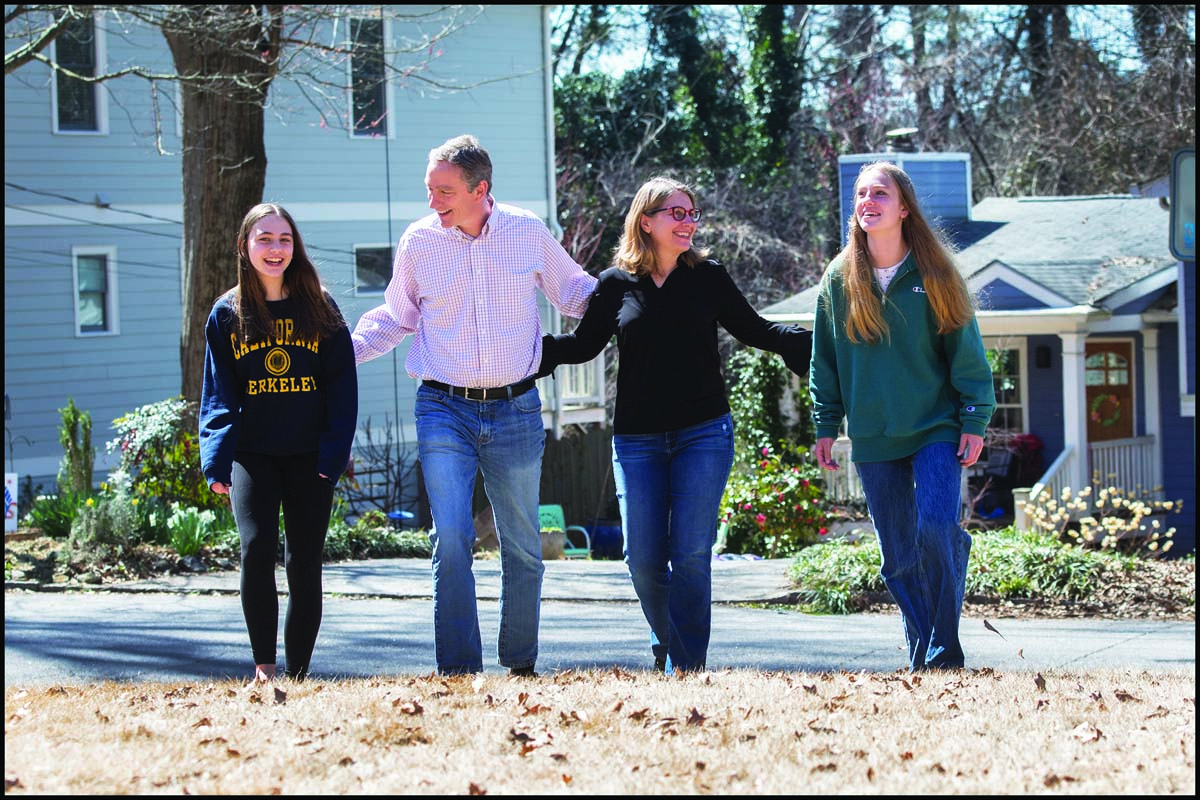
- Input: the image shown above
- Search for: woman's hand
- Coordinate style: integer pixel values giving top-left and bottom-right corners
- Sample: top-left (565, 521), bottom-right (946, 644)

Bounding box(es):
top-left (814, 437), bottom-right (840, 471)
top-left (210, 482), bottom-right (230, 495)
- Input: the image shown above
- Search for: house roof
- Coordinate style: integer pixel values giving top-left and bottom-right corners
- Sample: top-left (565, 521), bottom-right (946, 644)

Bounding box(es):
top-left (763, 194), bottom-right (1178, 320)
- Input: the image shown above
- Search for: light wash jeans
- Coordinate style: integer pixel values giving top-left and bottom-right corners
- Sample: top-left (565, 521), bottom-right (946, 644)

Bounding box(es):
top-left (414, 384), bottom-right (546, 675)
top-left (612, 413), bottom-right (735, 674)
top-left (854, 441), bottom-right (972, 671)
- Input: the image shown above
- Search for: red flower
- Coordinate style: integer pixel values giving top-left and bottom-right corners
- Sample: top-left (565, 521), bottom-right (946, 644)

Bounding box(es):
top-left (819, 528), bottom-right (828, 536)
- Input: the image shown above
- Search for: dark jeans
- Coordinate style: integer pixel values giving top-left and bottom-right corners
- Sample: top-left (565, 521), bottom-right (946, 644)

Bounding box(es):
top-left (230, 450), bottom-right (333, 680)
top-left (855, 441), bottom-right (972, 671)
top-left (612, 413), bottom-right (735, 673)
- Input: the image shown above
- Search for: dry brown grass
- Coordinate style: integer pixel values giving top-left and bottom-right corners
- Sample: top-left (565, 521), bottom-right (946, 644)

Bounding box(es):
top-left (5, 667), bottom-right (1194, 795)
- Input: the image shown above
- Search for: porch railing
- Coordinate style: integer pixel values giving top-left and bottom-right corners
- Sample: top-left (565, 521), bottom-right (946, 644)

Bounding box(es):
top-left (537, 359), bottom-right (605, 411)
top-left (825, 435), bottom-right (1161, 528)
top-left (823, 437), bottom-right (863, 504)
top-left (1027, 444), bottom-right (1076, 505)
top-left (1023, 435), bottom-right (1157, 506)
top-left (1088, 435), bottom-right (1159, 500)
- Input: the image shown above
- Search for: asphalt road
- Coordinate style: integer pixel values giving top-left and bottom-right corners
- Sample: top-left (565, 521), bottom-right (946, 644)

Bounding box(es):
top-left (4, 558), bottom-right (1194, 686)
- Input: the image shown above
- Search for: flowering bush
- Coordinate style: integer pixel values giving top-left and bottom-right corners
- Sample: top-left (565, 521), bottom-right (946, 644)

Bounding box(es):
top-left (719, 443), bottom-right (828, 558)
top-left (1018, 473), bottom-right (1180, 558)
top-left (107, 396), bottom-right (222, 511)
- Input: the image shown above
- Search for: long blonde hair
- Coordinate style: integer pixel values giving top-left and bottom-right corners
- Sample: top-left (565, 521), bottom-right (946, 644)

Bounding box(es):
top-left (613, 176), bottom-right (710, 277)
top-left (834, 161), bottom-right (974, 343)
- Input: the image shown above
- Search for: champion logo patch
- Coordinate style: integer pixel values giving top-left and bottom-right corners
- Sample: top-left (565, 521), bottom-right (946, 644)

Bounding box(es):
top-left (966, 406), bottom-right (976, 412)
top-left (912, 286), bottom-right (926, 293)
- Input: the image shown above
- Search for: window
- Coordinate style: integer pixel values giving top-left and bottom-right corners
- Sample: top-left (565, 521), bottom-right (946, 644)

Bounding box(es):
top-left (52, 12), bottom-right (106, 134)
top-left (72, 247), bottom-right (118, 335)
top-left (349, 18), bottom-right (389, 136)
top-left (1085, 351), bottom-right (1129, 387)
top-left (984, 342), bottom-right (1026, 433)
top-left (355, 245), bottom-right (392, 295)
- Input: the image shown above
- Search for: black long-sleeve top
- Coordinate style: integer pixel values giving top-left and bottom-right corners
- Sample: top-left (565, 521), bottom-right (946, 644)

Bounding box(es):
top-left (200, 292), bottom-right (359, 486)
top-left (540, 260), bottom-right (812, 435)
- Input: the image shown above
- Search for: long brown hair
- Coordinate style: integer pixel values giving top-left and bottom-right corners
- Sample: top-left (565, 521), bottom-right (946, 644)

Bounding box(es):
top-left (834, 161), bottom-right (974, 343)
top-left (613, 176), bottom-right (710, 277)
top-left (230, 203), bottom-right (345, 344)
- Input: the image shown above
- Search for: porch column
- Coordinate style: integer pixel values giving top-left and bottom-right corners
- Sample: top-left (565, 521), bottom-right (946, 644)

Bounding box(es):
top-left (1060, 331), bottom-right (1090, 491)
top-left (1142, 328), bottom-right (1163, 494)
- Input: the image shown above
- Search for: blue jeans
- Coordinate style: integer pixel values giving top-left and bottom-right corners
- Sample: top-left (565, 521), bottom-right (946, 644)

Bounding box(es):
top-left (612, 413), bottom-right (735, 674)
top-left (855, 441), bottom-right (972, 671)
top-left (414, 384), bottom-right (546, 674)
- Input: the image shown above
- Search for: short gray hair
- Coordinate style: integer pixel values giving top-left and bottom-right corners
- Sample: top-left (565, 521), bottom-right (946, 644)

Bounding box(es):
top-left (428, 134), bottom-right (493, 195)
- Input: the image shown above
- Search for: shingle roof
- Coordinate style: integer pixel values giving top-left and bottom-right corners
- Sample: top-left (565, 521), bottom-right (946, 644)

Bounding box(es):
top-left (955, 195), bottom-right (1176, 305)
top-left (763, 194), bottom-right (1177, 317)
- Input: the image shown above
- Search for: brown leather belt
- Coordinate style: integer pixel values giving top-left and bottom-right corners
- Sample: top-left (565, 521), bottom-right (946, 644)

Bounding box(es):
top-left (422, 377), bottom-right (536, 401)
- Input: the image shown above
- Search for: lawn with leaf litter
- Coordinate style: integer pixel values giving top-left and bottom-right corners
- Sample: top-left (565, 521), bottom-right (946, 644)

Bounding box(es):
top-left (4, 667), bottom-right (1194, 795)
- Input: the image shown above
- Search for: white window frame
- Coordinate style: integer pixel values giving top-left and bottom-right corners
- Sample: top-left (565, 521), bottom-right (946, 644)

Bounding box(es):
top-left (49, 9), bottom-right (109, 136)
top-left (983, 336), bottom-right (1029, 434)
top-left (354, 243), bottom-right (394, 296)
top-left (346, 15), bottom-right (395, 139)
top-left (71, 245), bottom-right (119, 337)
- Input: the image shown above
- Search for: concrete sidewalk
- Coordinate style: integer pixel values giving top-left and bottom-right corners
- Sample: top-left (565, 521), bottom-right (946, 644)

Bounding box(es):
top-left (77, 555), bottom-right (800, 604)
top-left (5, 558), bottom-right (1195, 687)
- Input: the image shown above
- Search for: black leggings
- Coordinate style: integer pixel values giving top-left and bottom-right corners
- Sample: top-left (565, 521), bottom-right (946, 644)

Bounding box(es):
top-left (230, 451), bottom-right (333, 680)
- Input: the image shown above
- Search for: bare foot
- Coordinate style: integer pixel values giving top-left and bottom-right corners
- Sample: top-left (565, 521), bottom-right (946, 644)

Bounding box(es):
top-left (254, 663), bottom-right (277, 683)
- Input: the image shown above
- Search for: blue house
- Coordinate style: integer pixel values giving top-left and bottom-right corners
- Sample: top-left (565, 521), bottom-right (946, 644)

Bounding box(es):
top-left (4, 6), bottom-right (605, 497)
top-left (763, 151), bottom-right (1196, 555)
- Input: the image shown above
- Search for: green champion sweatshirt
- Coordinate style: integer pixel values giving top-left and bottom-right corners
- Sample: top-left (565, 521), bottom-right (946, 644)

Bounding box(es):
top-left (809, 252), bottom-right (996, 463)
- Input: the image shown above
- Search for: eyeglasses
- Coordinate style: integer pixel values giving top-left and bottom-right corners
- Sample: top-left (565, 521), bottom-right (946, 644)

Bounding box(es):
top-left (644, 206), bottom-right (703, 222)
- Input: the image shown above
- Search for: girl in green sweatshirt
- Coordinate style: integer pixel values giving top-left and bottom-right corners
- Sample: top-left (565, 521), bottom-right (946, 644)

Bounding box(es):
top-left (810, 162), bottom-right (995, 671)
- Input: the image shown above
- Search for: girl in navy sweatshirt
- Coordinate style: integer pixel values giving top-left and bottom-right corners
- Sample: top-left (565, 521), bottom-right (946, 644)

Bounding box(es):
top-left (200, 203), bottom-right (358, 682)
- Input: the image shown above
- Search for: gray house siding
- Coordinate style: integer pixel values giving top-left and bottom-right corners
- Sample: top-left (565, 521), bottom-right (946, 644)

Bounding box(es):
top-left (4, 5), bottom-right (555, 490)
top-left (3, 218), bottom-right (183, 485)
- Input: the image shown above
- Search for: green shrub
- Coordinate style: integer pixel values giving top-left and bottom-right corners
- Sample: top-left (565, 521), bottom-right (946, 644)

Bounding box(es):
top-left (967, 525), bottom-right (1110, 600)
top-left (370, 528), bottom-right (432, 560)
top-left (719, 442), bottom-right (827, 558)
top-left (323, 513), bottom-right (432, 561)
top-left (107, 397), bottom-right (222, 512)
top-left (66, 493), bottom-right (137, 566)
top-left (26, 490), bottom-right (88, 539)
top-left (131, 494), bottom-right (173, 546)
top-left (725, 347), bottom-right (811, 468)
top-left (789, 539), bottom-right (883, 614)
top-left (57, 397), bottom-right (94, 496)
top-left (788, 525), bottom-right (1118, 614)
top-left (167, 504), bottom-right (220, 557)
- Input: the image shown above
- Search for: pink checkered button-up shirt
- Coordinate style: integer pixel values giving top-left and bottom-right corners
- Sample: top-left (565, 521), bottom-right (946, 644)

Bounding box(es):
top-left (352, 202), bottom-right (597, 388)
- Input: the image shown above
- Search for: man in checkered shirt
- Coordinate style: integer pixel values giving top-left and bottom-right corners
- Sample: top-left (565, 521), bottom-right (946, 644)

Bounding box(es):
top-left (353, 134), bottom-right (597, 677)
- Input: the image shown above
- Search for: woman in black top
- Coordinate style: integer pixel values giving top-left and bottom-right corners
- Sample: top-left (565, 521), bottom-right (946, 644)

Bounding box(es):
top-left (200, 203), bottom-right (358, 682)
top-left (539, 177), bottom-right (811, 673)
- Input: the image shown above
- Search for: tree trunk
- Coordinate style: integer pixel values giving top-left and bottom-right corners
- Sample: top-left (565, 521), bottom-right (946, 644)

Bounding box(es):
top-left (162, 6), bottom-right (279, 402)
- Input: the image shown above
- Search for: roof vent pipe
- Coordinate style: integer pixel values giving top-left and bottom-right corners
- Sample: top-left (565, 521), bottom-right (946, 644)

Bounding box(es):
top-left (885, 127), bottom-right (919, 153)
